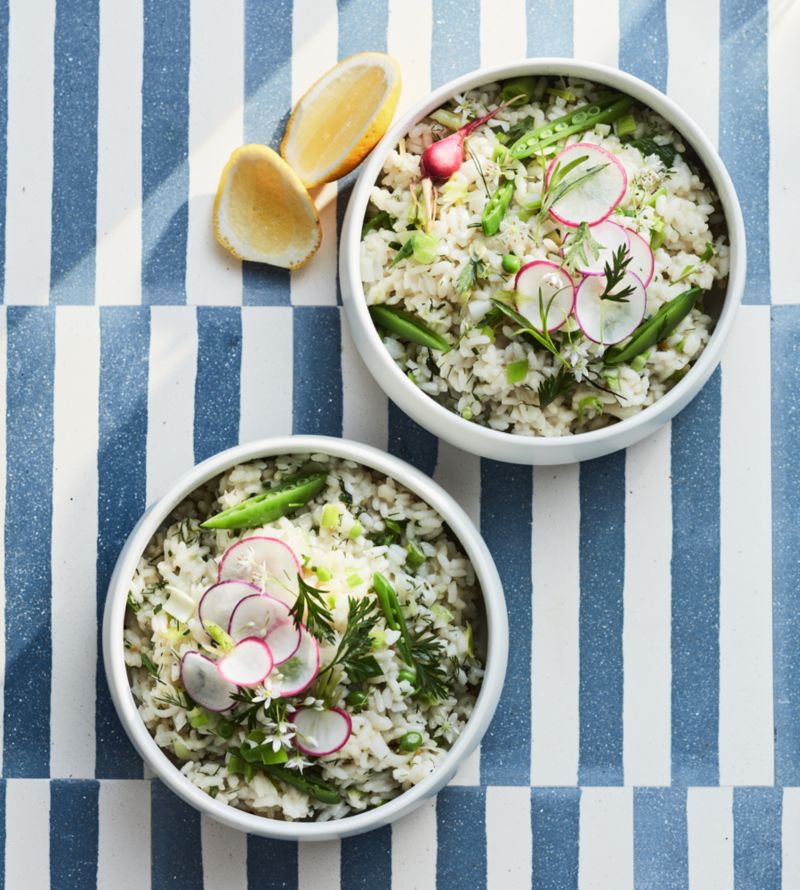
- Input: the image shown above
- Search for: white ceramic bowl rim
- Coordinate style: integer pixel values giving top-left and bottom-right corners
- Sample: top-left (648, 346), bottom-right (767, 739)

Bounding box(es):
top-left (103, 436), bottom-right (508, 841)
top-left (340, 58), bottom-right (746, 461)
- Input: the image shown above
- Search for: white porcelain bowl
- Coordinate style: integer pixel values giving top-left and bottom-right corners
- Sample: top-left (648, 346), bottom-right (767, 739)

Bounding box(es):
top-left (340, 58), bottom-right (746, 464)
top-left (103, 436), bottom-right (507, 841)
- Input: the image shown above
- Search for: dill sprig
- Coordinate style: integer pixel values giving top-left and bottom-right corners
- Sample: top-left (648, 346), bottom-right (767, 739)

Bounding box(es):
top-left (538, 367), bottom-right (576, 408)
top-left (563, 222), bottom-right (602, 274)
top-left (599, 245), bottom-right (635, 302)
top-left (289, 574), bottom-right (336, 644)
top-left (317, 597), bottom-right (381, 686)
top-left (456, 255), bottom-right (488, 299)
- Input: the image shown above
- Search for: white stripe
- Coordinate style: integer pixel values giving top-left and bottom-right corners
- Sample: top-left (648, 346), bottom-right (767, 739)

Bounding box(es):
top-left (50, 308), bottom-right (99, 777)
top-left (146, 307), bottom-right (198, 505)
top-left (578, 788), bottom-right (634, 890)
top-left (768, 0), bottom-right (800, 304)
top-left (531, 465), bottom-right (580, 786)
top-left (719, 306), bottom-right (774, 785)
top-left (186, 0), bottom-right (243, 307)
top-left (623, 425), bottom-right (672, 786)
top-left (239, 307), bottom-right (293, 441)
top-left (3, 0), bottom-right (55, 305)
top-left (5, 780), bottom-right (50, 890)
top-left (782, 788), bottom-right (800, 890)
top-left (687, 787), bottom-right (734, 890)
top-left (290, 0), bottom-right (338, 307)
top-left (388, 0), bottom-right (432, 110)
top-left (433, 443), bottom-right (480, 526)
top-left (573, 0), bottom-right (619, 67)
top-left (392, 797), bottom-right (437, 890)
top-left (97, 780), bottom-right (151, 890)
top-left (95, 0), bottom-right (143, 305)
top-left (201, 814), bottom-right (247, 890)
top-left (340, 312), bottom-right (388, 449)
top-left (486, 786), bottom-right (531, 890)
top-left (0, 312), bottom-right (6, 763)
top-left (666, 0), bottom-right (720, 147)
top-left (298, 840), bottom-right (341, 890)
top-left (480, 0), bottom-right (526, 66)
top-left (451, 746), bottom-right (481, 786)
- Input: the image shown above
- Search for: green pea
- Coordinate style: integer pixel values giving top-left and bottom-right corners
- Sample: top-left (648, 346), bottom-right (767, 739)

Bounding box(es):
top-left (398, 669), bottom-right (417, 685)
top-left (502, 253), bottom-right (521, 274)
top-left (369, 305), bottom-right (452, 353)
top-left (398, 731), bottom-right (424, 753)
top-left (346, 690), bottom-right (369, 711)
top-left (201, 472), bottom-right (327, 530)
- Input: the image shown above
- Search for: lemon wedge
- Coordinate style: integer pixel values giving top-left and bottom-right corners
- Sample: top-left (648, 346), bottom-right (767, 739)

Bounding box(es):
top-left (213, 144), bottom-right (321, 269)
top-left (281, 52), bottom-right (401, 188)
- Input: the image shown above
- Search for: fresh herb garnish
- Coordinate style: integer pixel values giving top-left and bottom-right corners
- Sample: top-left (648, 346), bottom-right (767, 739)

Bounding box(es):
top-left (674, 242), bottom-right (715, 283)
top-left (629, 137), bottom-right (678, 169)
top-left (499, 114), bottom-right (536, 146)
top-left (127, 592), bottom-right (141, 613)
top-left (388, 237), bottom-right (415, 268)
top-left (289, 574), bottom-right (336, 643)
top-left (140, 652), bottom-right (160, 681)
top-left (361, 210), bottom-right (395, 238)
top-left (317, 597), bottom-right (381, 686)
top-left (456, 255), bottom-right (488, 299)
top-left (539, 155), bottom-right (609, 222)
top-left (538, 367), bottom-right (576, 408)
top-left (599, 245), bottom-right (635, 302)
top-left (563, 222), bottom-right (602, 274)
top-left (337, 477), bottom-right (353, 506)
top-left (489, 295), bottom-right (570, 369)
top-left (465, 145), bottom-right (491, 199)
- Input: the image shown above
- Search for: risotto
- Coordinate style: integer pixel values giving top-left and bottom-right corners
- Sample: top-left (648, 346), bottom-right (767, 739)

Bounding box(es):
top-left (125, 454), bottom-right (483, 822)
top-left (360, 75), bottom-right (729, 436)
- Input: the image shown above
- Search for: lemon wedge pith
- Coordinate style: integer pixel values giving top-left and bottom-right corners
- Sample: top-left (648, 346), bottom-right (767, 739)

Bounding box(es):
top-left (213, 144), bottom-right (321, 269)
top-left (281, 52), bottom-right (401, 188)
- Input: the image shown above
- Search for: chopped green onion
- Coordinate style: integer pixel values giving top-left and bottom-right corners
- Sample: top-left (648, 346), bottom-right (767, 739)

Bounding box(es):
top-left (405, 542), bottom-right (426, 571)
top-left (650, 217), bottom-right (665, 250)
top-left (614, 113), bottom-right (637, 137)
top-left (412, 232), bottom-right (438, 264)
top-left (631, 350), bottom-right (650, 372)
top-left (321, 504), bottom-right (340, 529)
top-left (173, 740), bottom-right (193, 761)
top-left (188, 707), bottom-right (209, 729)
top-left (506, 359), bottom-right (529, 385)
top-left (347, 521), bottom-right (363, 540)
top-left (347, 573), bottom-right (364, 588)
top-left (315, 566), bottom-right (332, 582)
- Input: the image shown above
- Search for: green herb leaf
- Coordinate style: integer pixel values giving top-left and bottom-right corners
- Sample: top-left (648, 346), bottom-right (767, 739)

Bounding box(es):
top-left (361, 210), bottom-right (395, 238)
top-left (563, 222), bottom-right (603, 274)
top-left (456, 255), bottom-right (488, 298)
top-left (289, 574), bottom-right (336, 643)
top-left (538, 367), bottom-right (576, 408)
top-left (599, 244), bottom-right (635, 302)
top-left (629, 137), bottom-right (678, 169)
top-left (140, 652), bottom-right (160, 681)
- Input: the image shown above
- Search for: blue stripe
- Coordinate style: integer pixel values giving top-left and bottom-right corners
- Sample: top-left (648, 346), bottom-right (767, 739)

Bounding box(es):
top-left (292, 306), bottom-right (343, 435)
top-left (480, 461), bottom-right (531, 785)
top-left (578, 451), bottom-right (625, 786)
top-left (670, 368), bottom-right (721, 786)
top-left (96, 307), bottom-right (150, 779)
top-left (388, 402), bottom-right (438, 477)
top-left (527, 0), bottom-right (573, 57)
top-left (0, 780), bottom-right (5, 887)
top-left (341, 825), bottom-right (391, 890)
top-left (719, 0), bottom-right (770, 306)
top-left (242, 0), bottom-right (292, 307)
top-left (50, 780), bottom-right (99, 890)
top-left (194, 307), bottom-right (242, 462)
top-left (50, 0), bottom-right (99, 305)
top-left (530, 788), bottom-right (580, 890)
top-left (141, 0), bottom-right (190, 306)
top-left (619, 0), bottom-right (668, 90)
top-left (633, 788), bottom-right (688, 890)
top-left (437, 787), bottom-right (487, 889)
top-left (772, 306), bottom-right (800, 784)
top-left (4, 307), bottom-right (55, 777)
top-left (0, 1), bottom-right (10, 303)
top-left (150, 779), bottom-right (203, 889)
top-left (733, 788), bottom-right (783, 890)
top-left (432, 0), bottom-right (481, 88)
top-left (334, 0), bottom-right (389, 307)
top-left (247, 835), bottom-right (298, 889)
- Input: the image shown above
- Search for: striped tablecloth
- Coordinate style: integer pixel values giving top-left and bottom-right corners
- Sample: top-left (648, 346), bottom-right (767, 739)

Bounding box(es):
top-left (1, 0), bottom-right (797, 887)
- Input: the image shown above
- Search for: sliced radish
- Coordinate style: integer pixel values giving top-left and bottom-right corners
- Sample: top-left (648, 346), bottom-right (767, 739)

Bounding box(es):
top-left (546, 142), bottom-right (627, 227)
top-left (197, 580), bottom-right (262, 632)
top-left (574, 271), bottom-right (647, 345)
top-left (218, 537), bottom-right (301, 608)
top-left (217, 637), bottom-right (274, 687)
top-left (180, 651), bottom-right (237, 712)
top-left (228, 593), bottom-right (301, 665)
top-left (514, 261), bottom-right (575, 332)
top-left (564, 220), bottom-right (630, 276)
top-left (290, 707), bottom-right (352, 757)
top-left (624, 227), bottom-right (655, 287)
top-left (270, 626), bottom-right (320, 698)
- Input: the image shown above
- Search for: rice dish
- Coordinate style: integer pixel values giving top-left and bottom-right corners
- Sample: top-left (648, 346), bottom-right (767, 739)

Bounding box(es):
top-left (360, 76), bottom-right (730, 436)
top-left (125, 453), bottom-right (483, 822)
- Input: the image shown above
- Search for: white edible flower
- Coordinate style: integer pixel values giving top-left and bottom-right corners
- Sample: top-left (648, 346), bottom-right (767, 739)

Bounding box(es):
top-left (285, 754), bottom-right (312, 774)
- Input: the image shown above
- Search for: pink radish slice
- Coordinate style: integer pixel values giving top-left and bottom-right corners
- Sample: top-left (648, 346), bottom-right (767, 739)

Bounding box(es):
top-left (514, 261), bottom-right (575, 332)
top-left (270, 626), bottom-right (320, 698)
top-left (574, 271), bottom-right (647, 345)
top-left (197, 580), bottom-right (262, 632)
top-left (218, 537), bottom-right (301, 608)
top-left (564, 220), bottom-right (630, 276)
top-left (228, 593), bottom-right (301, 665)
top-left (624, 228), bottom-right (655, 288)
top-left (545, 142), bottom-right (628, 227)
top-left (290, 707), bottom-right (352, 757)
top-left (217, 637), bottom-right (274, 687)
top-left (180, 651), bottom-right (238, 712)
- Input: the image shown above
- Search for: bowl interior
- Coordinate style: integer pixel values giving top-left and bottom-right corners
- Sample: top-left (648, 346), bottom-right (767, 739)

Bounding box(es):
top-left (103, 436), bottom-right (508, 840)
